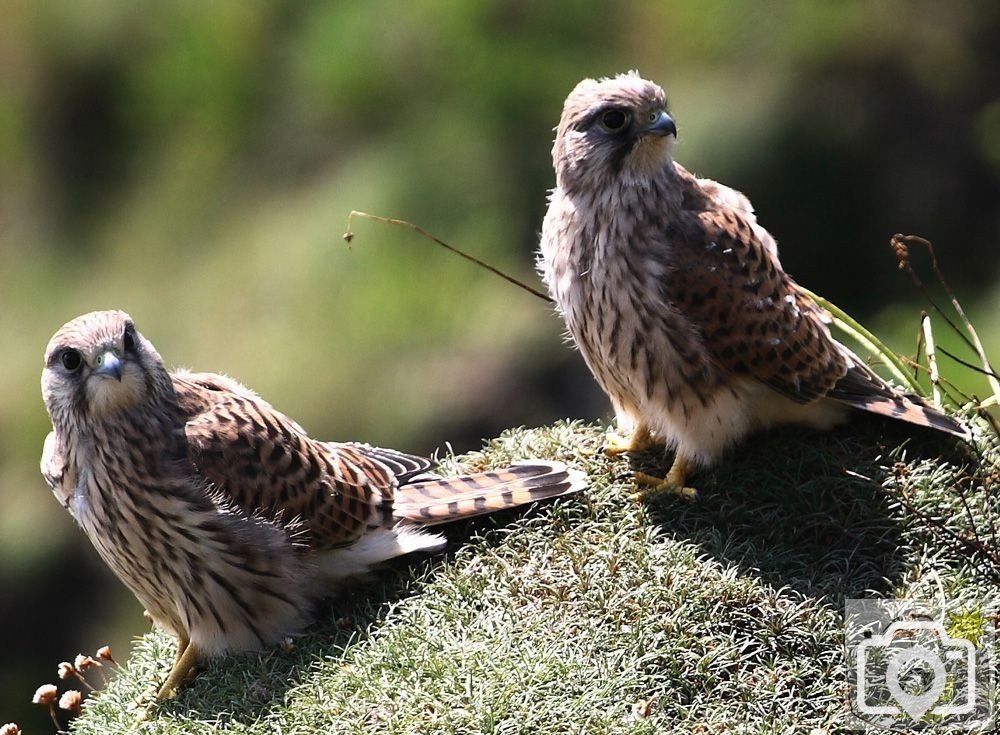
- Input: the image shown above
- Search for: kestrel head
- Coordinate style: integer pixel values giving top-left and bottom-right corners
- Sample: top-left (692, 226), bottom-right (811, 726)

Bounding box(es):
top-left (42, 310), bottom-right (171, 425)
top-left (552, 71), bottom-right (676, 191)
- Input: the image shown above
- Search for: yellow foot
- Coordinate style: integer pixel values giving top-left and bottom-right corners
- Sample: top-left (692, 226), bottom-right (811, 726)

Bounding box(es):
top-left (603, 425), bottom-right (658, 457)
top-left (628, 454), bottom-right (698, 502)
top-left (154, 638), bottom-right (200, 702)
top-left (630, 471), bottom-right (698, 502)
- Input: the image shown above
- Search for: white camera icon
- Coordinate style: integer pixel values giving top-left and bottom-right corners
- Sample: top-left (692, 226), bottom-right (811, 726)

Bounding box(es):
top-left (856, 620), bottom-right (976, 721)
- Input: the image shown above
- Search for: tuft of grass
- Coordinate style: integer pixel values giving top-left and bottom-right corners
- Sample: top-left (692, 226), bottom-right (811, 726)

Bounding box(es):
top-left (67, 417), bottom-right (998, 734)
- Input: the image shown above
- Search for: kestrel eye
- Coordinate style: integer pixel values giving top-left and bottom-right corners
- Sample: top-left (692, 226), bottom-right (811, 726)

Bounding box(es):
top-left (648, 111), bottom-right (658, 123)
top-left (61, 349), bottom-right (82, 372)
top-left (123, 327), bottom-right (136, 351)
top-left (599, 108), bottom-right (630, 133)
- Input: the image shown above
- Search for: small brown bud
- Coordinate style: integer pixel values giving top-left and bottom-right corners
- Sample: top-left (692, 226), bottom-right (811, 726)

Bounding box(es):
top-left (96, 645), bottom-right (118, 665)
top-left (890, 234), bottom-right (911, 270)
top-left (0, 723), bottom-right (21, 735)
top-left (58, 689), bottom-right (82, 713)
top-left (32, 684), bottom-right (58, 705)
top-left (57, 661), bottom-right (76, 680)
top-left (75, 654), bottom-right (100, 671)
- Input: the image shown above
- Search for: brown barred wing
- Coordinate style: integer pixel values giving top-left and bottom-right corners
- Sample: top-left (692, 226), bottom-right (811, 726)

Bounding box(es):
top-left (392, 462), bottom-right (585, 526)
top-left (173, 373), bottom-right (385, 550)
top-left (666, 208), bottom-right (850, 403)
top-left (668, 210), bottom-right (968, 438)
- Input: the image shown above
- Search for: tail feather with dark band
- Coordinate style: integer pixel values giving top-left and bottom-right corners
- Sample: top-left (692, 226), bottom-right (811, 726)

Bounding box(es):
top-left (393, 461), bottom-right (586, 526)
top-left (829, 364), bottom-right (970, 440)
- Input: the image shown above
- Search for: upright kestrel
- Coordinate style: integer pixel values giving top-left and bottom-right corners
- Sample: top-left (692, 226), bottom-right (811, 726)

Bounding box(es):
top-left (41, 310), bottom-right (584, 701)
top-left (538, 72), bottom-right (967, 498)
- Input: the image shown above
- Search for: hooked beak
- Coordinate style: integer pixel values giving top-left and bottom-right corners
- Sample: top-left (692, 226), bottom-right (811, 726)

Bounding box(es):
top-left (640, 110), bottom-right (677, 139)
top-left (94, 351), bottom-right (123, 381)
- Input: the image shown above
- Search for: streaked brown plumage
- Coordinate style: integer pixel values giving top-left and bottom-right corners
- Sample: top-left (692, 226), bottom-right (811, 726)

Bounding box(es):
top-left (538, 72), bottom-right (967, 496)
top-left (40, 310), bottom-right (584, 701)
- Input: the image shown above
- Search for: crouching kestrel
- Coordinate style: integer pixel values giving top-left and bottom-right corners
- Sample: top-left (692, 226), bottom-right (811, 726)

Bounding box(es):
top-left (537, 72), bottom-right (967, 499)
top-left (41, 310), bottom-right (584, 701)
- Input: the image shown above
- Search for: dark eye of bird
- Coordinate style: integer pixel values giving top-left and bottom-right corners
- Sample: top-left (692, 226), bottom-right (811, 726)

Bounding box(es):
top-left (61, 349), bottom-right (82, 372)
top-left (599, 108), bottom-right (630, 133)
top-left (123, 326), bottom-right (136, 352)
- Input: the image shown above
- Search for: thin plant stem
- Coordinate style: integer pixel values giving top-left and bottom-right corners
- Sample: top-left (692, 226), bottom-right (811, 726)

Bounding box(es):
top-left (913, 318), bottom-right (925, 383)
top-left (892, 234), bottom-right (1000, 408)
top-left (938, 346), bottom-right (1000, 383)
top-left (343, 211), bottom-right (553, 303)
top-left (798, 286), bottom-right (922, 393)
top-left (921, 312), bottom-right (942, 407)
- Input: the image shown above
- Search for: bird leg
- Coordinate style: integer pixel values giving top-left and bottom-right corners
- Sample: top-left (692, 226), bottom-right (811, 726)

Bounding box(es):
top-left (631, 453), bottom-right (698, 502)
top-left (155, 637), bottom-right (200, 702)
top-left (603, 424), bottom-right (659, 456)
top-left (172, 633), bottom-right (190, 667)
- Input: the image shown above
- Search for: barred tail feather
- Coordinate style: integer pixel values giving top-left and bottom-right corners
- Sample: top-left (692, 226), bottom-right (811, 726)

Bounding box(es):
top-left (393, 461), bottom-right (586, 526)
top-left (840, 393), bottom-right (970, 439)
top-left (828, 364), bottom-right (969, 440)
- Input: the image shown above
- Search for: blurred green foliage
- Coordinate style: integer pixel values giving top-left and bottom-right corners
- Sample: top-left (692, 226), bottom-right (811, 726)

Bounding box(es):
top-left (1, 0), bottom-right (998, 729)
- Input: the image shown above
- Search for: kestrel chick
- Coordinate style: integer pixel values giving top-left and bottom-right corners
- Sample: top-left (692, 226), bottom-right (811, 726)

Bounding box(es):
top-left (538, 72), bottom-right (967, 498)
top-left (41, 310), bottom-right (585, 701)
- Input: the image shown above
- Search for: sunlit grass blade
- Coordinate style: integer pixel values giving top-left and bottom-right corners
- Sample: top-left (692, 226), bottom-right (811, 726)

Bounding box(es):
top-left (921, 312), bottom-right (942, 407)
top-left (798, 286), bottom-right (922, 393)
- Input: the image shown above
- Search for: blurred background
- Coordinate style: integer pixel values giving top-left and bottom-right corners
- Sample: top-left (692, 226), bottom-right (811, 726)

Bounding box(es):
top-left (2, 0), bottom-right (999, 728)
